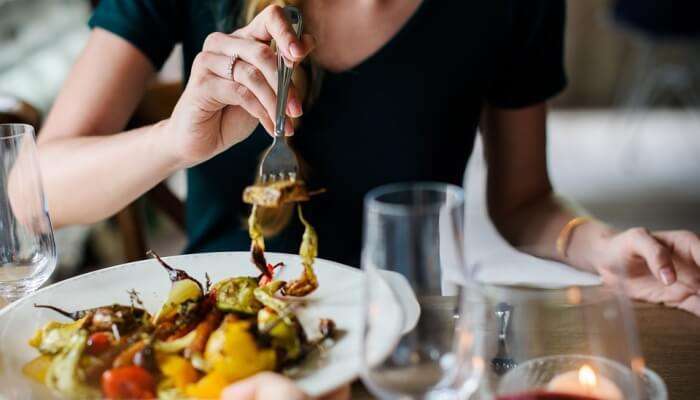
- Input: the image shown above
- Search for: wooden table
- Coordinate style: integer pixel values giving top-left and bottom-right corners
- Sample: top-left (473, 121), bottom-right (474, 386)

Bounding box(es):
top-left (351, 302), bottom-right (700, 399)
top-left (633, 303), bottom-right (700, 400)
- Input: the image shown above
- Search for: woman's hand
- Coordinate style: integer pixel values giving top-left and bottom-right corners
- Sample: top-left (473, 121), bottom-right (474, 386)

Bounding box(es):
top-left (165, 5), bottom-right (315, 168)
top-left (221, 372), bottom-right (350, 400)
top-left (594, 228), bottom-right (700, 315)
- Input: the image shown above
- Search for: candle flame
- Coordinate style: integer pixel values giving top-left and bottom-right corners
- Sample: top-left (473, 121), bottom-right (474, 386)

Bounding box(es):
top-left (578, 365), bottom-right (597, 388)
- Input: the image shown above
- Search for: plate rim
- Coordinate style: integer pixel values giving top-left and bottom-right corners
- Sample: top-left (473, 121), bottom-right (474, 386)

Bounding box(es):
top-left (0, 251), bottom-right (362, 319)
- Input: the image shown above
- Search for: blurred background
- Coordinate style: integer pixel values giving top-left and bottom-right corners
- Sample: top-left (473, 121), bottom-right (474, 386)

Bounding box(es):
top-left (0, 0), bottom-right (698, 282)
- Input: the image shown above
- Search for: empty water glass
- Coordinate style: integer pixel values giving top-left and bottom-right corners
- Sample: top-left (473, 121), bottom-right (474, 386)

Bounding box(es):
top-left (0, 124), bottom-right (56, 304)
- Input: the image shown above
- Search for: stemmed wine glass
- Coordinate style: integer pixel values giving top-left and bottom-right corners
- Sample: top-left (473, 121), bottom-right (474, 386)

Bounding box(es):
top-left (458, 261), bottom-right (668, 400)
top-left (360, 182), bottom-right (484, 399)
top-left (0, 124), bottom-right (56, 305)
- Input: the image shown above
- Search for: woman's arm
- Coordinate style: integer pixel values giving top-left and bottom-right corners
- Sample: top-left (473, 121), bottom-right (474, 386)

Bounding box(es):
top-left (481, 103), bottom-right (603, 270)
top-left (39, 5), bottom-right (314, 228)
top-left (38, 29), bottom-right (175, 228)
top-left (483, 103), bottom-right (700, 315)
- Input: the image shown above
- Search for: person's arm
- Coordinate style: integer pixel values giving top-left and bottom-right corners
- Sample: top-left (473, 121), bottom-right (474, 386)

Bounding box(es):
top-left (37, 29), bottom-right (175, 228)
top-left (482, 103), bottom-right (700, 315)
top-left (38, 5), bottom-right (314, 229)
top-left (481, 103), bottom-right (602, 270)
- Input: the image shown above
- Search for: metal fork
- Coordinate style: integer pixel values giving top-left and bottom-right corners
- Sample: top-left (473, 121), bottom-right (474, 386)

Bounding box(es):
top-left (258, 6), bottom-right (303, 183)
top-left (491, 302), bottom-right (518, 375)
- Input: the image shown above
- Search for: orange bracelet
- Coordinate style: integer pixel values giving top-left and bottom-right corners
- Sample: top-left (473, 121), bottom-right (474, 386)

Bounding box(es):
top-left (556, 216), bottom-right (593, 258)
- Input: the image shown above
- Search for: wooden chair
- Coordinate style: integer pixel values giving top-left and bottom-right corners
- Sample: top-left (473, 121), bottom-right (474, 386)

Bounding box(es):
top-left (118, 81), bottom-right (185, 261)
top-left (0, 94), bottom-right (41, 126)
top-left (84, 0), bottom-right (186, 262)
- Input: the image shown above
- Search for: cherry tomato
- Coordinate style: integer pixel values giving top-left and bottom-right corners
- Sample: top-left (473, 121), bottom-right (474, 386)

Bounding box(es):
top-left (101, 366), bottom-right (155, 399)
top-left (86, 332), bottom-right (113, 355)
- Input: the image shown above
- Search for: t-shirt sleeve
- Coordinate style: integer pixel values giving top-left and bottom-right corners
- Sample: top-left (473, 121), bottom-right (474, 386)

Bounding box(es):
top-left (486, 0), bottom-right (567, 109)
top-left (88, 0), bottom-right (182, 70)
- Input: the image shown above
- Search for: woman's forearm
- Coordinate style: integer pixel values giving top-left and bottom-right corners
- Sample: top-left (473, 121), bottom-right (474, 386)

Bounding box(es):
top-left (492, 192), bottom-right (615, 274)
top-left (39, 120), bottom-right (180, 228)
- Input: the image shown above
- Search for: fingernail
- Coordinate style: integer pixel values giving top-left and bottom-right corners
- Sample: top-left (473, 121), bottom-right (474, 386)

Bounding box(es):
top-left (660, 267), bottom-right (675, 285)
top-left (287, 98), bottom-right (303, 117)
top-left (290, 42), bottom-right (304, 58)
top-left (285, 120), bottom-right (294, 136)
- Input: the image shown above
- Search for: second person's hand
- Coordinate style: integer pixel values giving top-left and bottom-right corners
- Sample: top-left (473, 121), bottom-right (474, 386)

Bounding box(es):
top-left (164, 5), bottom-right (315, 168)
top-left (593, 228), bottom-right (700, 315)
top-left (221, 372), bottom-right (350, 400)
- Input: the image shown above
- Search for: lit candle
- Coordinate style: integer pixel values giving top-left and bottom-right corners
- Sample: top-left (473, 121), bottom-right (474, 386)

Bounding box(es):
top-left (546, 365), bottom-right (623, 400)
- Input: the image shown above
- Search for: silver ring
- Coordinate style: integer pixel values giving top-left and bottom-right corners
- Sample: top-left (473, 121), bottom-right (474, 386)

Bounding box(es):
top-left (228, 54), bottom-right (238, 80)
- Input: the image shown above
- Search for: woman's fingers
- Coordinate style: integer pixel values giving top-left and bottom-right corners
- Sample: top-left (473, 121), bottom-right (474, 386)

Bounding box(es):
top-left (201, 35), bottom-right (304, 117)
top-left (654, 230), bottom-right (700, 268)
top-left (202, 73), bottom-right (274, 134)
top-left (654, 230), bottom-right (700, 290)
top-left (221, 372), bottom-right (308, 400)
top-left (232, 60), bottom-right (277, 124)
top-left (624, 228), bottom-right (676, 285)
top-left (234, 5), bottom-right (314, 62)
top-left (231, 60), bottom-right (301, 128)
top-left (191, 52), bottom-right (298, 135)
top-left (676, 294), bottom-right (700, 316)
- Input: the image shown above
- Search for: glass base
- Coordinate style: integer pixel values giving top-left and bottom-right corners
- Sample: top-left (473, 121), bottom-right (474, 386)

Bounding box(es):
top-left (0, 279), bottom-right (45, 306)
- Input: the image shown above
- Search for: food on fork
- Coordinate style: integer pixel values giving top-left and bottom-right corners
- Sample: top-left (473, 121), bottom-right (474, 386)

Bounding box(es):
top-left (244, 178), bottom-right (323, 297)
top-left (243, 179), bottom-right (320, 208)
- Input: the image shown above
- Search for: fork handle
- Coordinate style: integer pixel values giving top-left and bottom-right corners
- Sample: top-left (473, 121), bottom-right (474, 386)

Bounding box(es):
top-left (274, 6), bottom-right (303, 137)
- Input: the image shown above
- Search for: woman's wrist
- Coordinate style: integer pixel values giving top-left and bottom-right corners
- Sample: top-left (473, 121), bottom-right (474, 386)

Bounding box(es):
top-left (149, 118), bottom-right (189, 173)
top-left (564, 219), bottom-right (617, 274)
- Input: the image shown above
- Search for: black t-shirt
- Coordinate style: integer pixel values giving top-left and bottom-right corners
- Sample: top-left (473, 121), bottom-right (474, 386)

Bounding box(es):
top-left (89, 0), bottom-right (566, 267)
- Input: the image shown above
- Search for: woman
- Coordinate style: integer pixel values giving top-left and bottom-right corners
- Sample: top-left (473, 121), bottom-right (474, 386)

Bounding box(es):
top-left (40, 1), bottom-right (700, 317)
top-left (34, 0), bottom-right (700, 397)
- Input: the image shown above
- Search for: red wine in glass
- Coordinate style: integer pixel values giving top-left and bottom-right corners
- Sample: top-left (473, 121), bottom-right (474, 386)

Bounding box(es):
top-left (497, 391), bottom-right (602, 400)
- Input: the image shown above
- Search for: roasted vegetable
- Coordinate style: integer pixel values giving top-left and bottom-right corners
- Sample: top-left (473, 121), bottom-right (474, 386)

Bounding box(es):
top-left (213, 277), bottom-right (262, 314)
top-left (22, 354), bottom-right (52, 383)
top-left (29, 318), bottom-right (87, 355)
top-left (86, 332), bottom-right (113, 356)
top-left (243, 179), bottom-right (311, 208)
top-left (253, 280), bottom-right (287, 312)
top-left (89, 305), bottom-right (150, 333)
top-left (44, 330), bottom-right (100, 398)
top-left (34, 303), bottom-right (150, 334)
top-left (248, 204), bottom-right (270, 277)
top-left (283, 206), bottom-right (319, 296)
top-left (258, 307), bottom-right (302, 361)
top-left (33, 304), bottom-right (89, 321)
top-left (113, 339), bottom-right (146, 368)
top-left (154, 329), bottom-right (197, 354)
top-left (184, 370), bottom-right (229, 399)
top-left (197, 317), bottom-right (276, 396)
top-left (149, 251), bottom-right (204, 324)
top-left (101, 365), bottom-right (156, 399)
top-left (185, 309), bottom-right (223, 358)
top-left (159, 355), bottom-right (199, 390)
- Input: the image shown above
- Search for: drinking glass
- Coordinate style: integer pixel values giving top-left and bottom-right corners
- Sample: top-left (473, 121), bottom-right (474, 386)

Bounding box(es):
top-left (0, 124), bottom-right (56, 303)
top-left (360, 182), bottom-right (484, 399)
top-left (457, 270), bottom-right (668, 400)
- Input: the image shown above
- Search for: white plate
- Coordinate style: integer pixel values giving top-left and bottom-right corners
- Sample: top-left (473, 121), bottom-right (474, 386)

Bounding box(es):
top-left (0, 252), bottom-right (406, 399)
